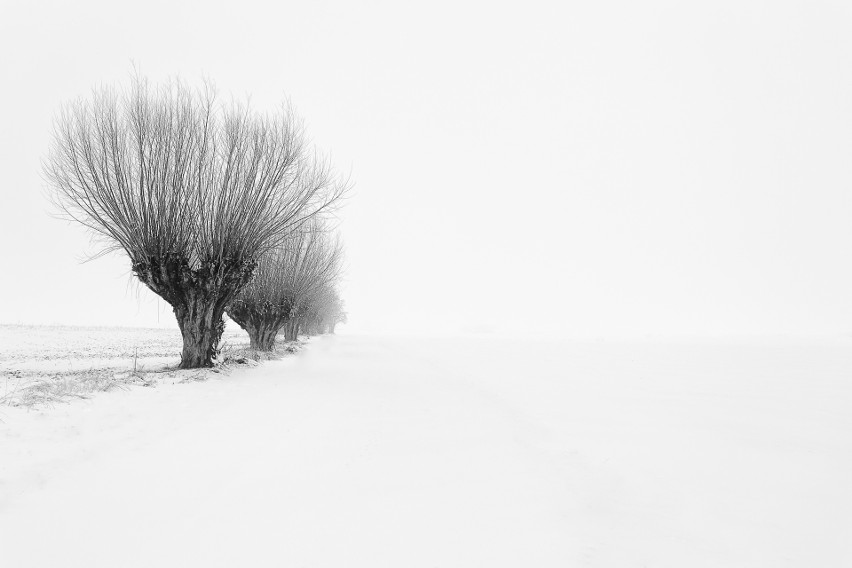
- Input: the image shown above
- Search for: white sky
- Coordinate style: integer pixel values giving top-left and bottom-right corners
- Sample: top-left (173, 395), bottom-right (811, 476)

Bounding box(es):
top-left (1, 0), bottom-right (851, 337)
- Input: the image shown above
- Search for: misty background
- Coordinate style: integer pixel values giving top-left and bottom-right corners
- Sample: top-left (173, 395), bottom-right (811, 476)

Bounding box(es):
top-left (1, 0), bottom-right (851, 337)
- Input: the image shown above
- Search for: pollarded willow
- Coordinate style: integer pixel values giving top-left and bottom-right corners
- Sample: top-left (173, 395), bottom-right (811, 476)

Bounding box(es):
top-left (44, 76), bottom-right (346, 367)
top-left (227, 221), bottom-right (344, 350)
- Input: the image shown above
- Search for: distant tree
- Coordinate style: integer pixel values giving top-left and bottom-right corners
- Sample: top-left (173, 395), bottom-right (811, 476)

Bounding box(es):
top-left (301, 288), bottom-right (346, 335)
top-left (44, 76), bottom-right (345, 367)
top-left (324, 293), bottom-right (347, 334)
top-left (227, 222), bottom-right (343, 350)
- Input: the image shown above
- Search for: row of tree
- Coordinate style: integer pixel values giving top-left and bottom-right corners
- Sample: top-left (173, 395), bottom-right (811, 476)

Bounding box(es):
top-left (228, 221), bottom-right (346, 350)
top-left (44, 75), bottom-right (348, 368)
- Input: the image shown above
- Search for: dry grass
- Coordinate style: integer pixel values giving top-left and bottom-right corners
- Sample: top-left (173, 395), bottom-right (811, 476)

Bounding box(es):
top-left (2, 369), bottom-right (129, 408)
top-left (218, 337), bottom-right (306, 368)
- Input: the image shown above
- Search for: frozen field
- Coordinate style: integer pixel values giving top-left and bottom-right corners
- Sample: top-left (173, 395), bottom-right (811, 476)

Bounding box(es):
top-left (1, 333), bottom-right (851, 566)
top-left (0, 323), bottom-right (251, 371)
top-left (0, 324), bottom-right (254, 405)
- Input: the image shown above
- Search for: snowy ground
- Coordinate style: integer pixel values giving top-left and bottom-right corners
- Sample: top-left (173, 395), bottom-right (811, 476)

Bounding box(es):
top-left (1, 332), bottom-right (851, 566)
top-left (0, 324), bottom-right (254, 405)
top-left (0, 323), bottom-right (252, 371)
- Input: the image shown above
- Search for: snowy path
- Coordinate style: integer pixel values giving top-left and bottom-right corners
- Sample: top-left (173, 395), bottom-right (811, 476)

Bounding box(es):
top-left (2, 335), bottom-right (851, 566)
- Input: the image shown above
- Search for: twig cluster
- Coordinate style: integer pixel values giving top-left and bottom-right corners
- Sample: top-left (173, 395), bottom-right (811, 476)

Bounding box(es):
top-left (227, 220), bottom-right (346, 350)
top-left (43, 75), bottom-right (350, 368)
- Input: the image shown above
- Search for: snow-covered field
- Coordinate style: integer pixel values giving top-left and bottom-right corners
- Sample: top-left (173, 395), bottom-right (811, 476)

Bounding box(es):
top-left (0, 323), bottom-right (253, 371)
top-left (1, 331), bottom-right (851, 566)
top-left (0, 324), bottom-right (254, 405)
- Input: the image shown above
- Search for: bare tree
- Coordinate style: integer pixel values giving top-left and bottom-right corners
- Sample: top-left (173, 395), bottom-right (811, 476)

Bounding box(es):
top-left (227, 222), bottom-right (343, 350)
top-left (320, 291), bottom-right (347, 334)
top-left (44, 76), bottom-right (346, 367)
top-left (301, 288), bottom-right (346, 335)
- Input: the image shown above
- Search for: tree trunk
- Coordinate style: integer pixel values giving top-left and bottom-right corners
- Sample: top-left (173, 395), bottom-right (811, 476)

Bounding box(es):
top-left (174, 295), bottom-right (227, 368)
top-left (283, 320), bottom-right (299, 341)
top-left (262, 329), bottom-right (277, 350)
top-left (249, 325), bottom-right (278, 351)
top-left (133, 253), bottom-right (257, 369)
top-left (226, 301), bottom-right (291, 353)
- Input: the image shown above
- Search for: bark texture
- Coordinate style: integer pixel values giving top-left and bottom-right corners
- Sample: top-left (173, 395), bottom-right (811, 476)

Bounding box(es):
top-left (227, 300), bottom-right (292, 352)
top-left (283, 320), bottom-right (300, 342)
top-left (133, 254), bottom-right (256, 368)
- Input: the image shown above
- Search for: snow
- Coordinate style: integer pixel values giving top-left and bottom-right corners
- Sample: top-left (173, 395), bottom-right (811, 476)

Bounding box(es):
top-left (2, 332), bottom-right (851, 566)
top-left (0, 324), bottom-right (258, 406)
top-left (0, 324), bottom-right (249, 374)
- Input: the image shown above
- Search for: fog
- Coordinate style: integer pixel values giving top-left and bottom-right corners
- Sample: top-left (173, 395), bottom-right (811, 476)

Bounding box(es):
top-left (1, 0), bottom-right (851, 337)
